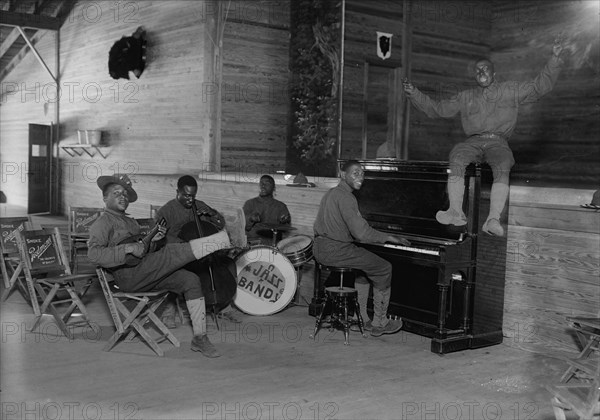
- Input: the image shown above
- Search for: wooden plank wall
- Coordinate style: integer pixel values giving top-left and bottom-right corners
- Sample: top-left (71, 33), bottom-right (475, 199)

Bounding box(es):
top-left (0, 30), bottom-right (57, 208)
top-left (220, 1), bottom-right (290, 173)
top-left (402, 1), bottom-right (492, 161)
top-left (340, 1), bottom-right (492, 161)
top-left (0, 1), bottom-right (290, 214)
top-left (488, 1), bottom-right (600, 356)
top-left (490, 0), bottom-right (599, 187)
top-left (341, 0), bottom-right (405, 160)
top-left (504, 196), bottom-right (600, 356)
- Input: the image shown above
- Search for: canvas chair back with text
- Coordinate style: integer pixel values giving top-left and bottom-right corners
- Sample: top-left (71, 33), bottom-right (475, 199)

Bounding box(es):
top-left (15, 227), bottom-right (95, 340)
top-left (1, 216), bottom-right (32, 298)
top-left (68, 207), bottom-right (103, 273)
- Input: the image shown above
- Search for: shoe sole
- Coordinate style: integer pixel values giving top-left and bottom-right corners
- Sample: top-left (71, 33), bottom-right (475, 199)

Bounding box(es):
top-left (191, 346), bottom-right (221, 358)
top-left (217, 316), bottom-right (241, 323)
top-left (370, 322), bottom-right (403, 337)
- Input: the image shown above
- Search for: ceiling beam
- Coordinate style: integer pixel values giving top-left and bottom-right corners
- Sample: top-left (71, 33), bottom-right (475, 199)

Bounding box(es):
top-left (0, 29), bottom-right (45, 80)
top-left (0, 10), bottom-right (61, 30)
top-left (0, 27), bottom-right (22, 57)
top-left (16, 25), bottom-right (56, 82)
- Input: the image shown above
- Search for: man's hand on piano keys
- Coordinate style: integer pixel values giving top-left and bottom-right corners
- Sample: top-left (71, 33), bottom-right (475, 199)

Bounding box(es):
top-left (385, 235), bottom-right (410, 247)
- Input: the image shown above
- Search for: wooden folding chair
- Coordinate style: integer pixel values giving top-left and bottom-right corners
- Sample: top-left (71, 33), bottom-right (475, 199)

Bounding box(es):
top-left (68, 207), bottom-right (103, 273)
top-left (547, 315), bottom-right (600, 419)
top-left (15, 227), bottom-right (95, 339)
top-left (96, 267), bottom-right (180, 356)
top-left (1, 216), bottom-right (32, 301)
top-left (136, 216), bottom-right (186, 325)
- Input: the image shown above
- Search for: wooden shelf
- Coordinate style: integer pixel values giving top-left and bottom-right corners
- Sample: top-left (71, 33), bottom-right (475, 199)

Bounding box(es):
top-left (61, 144), bottom-right (111, 158)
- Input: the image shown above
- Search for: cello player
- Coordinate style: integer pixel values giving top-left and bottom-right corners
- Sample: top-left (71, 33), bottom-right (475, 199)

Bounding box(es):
top-left (155, 175), bottom-right (242, 325)
top-left (88, 174), bottom-right (229, 358)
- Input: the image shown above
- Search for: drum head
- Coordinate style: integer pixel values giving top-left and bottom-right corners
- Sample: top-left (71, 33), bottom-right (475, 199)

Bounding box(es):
top-left (277, 234), bottom-right (312, 254)
top-left (233, 246), bottom-right (297, 316)
top-left (277, 234), bottom-right (313, 267)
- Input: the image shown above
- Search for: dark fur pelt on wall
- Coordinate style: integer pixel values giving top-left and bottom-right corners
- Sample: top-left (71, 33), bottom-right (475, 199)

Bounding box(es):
top-left (108, 27), bottom-right (147, 80)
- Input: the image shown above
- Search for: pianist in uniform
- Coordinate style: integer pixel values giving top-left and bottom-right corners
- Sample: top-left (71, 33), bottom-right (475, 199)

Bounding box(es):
top-left (402, 36), bottom-right (564, 237)
top-left (313, 160), bottom-right (411, 337)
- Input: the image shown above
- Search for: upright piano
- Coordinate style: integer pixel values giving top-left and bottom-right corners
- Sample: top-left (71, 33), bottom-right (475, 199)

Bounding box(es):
top-left (312, 160), bottom-right (508, 354)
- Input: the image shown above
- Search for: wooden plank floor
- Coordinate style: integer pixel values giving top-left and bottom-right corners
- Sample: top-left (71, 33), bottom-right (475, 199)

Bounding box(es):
top-left (1, 285), bottom-right (571, 419)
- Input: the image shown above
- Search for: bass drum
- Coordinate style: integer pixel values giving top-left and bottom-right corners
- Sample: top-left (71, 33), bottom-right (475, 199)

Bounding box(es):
top-left (277, 234), bottom-right (313, 267)
top-left (233, 246), bottom-right (297, 316)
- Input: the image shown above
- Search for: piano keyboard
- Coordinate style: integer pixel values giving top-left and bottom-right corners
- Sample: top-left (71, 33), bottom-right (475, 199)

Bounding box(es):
top-left (383, 243), bottom-right (440, 256)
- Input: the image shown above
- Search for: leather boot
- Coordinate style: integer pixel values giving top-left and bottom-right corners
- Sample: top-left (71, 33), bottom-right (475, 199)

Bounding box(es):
top-left (186, 298), bottom-right (220, 358)
top-left (189, 230), bottom-right (230, 260)
top-left (370, 287), bottom-right (402, 337)
top-left (354, 281), bottom-right (372, 331)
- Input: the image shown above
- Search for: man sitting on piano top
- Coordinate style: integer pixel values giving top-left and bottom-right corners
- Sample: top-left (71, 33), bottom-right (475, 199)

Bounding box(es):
top-left (313, 160), bottom-right (411, 337)
top-left (402, 35), bottom-right (564, 236)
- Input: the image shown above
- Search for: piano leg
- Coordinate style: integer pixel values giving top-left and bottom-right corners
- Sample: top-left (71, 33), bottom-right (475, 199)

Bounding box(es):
top-left (462, 281), bottom-right (473, 331)
top-left (436, 283), bottom-right (449, 335)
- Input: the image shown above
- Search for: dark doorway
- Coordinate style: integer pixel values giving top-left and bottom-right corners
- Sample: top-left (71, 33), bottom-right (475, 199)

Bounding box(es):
top-left (27, 123), bottom-right (52, 214)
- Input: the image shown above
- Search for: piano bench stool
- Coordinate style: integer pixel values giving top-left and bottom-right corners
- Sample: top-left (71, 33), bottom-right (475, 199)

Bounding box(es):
top-left (309, 265), bottom-right (367, 345)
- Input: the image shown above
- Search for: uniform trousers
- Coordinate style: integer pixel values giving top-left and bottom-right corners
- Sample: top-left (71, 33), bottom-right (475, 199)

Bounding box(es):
top-left (112, 243), bottom-right (203, 300)
top-left (313, 237), bottom-right (392, 290)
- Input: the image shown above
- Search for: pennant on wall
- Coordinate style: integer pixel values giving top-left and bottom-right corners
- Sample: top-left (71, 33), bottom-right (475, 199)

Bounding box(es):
top-left (376, 31), bottom-right (393, 60)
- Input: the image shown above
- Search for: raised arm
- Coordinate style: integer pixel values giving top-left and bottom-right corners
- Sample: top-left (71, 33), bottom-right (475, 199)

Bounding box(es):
top-left (403, 78), bottom-right (462, 119)
top-left (517, 34), bottom-right (564, 104)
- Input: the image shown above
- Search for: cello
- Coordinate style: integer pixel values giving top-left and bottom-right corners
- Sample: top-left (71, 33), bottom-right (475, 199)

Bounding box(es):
top-left (178, 201), bottom-right (238, 322)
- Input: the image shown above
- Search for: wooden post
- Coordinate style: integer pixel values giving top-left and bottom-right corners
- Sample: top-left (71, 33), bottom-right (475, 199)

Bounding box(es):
top-left (336, 0), bottom-right (346, 175)
top-left (399, 0), bottom-right (412, 160)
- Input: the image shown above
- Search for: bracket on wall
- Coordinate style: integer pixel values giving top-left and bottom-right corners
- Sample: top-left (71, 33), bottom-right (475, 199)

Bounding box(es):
top-left (61, 145), bottom-right (111, 159)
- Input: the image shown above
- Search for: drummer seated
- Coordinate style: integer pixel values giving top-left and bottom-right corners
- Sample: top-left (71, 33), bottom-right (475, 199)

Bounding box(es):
top-left (243, 175), bottom-right (292, 246)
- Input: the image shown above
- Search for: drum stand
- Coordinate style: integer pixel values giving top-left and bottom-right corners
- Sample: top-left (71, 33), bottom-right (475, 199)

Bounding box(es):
top-left (267, 228), bottom-right (306, 307)
top-left (266, 227), bottom-right (280, 248)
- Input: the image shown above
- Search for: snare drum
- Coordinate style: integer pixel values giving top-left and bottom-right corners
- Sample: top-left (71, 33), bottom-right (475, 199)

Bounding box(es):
top-left (277, 235), bottom-right (313, 267)
top-left (233, 246), bottom-right (297, 315)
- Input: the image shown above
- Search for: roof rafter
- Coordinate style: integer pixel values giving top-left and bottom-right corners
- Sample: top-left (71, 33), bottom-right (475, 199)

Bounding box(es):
top-left (0, 10), bottom-right (61, 30)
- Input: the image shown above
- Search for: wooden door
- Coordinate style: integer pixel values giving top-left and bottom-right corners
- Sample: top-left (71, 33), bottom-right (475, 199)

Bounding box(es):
top-left (27, 124), bottom-right (52, 214)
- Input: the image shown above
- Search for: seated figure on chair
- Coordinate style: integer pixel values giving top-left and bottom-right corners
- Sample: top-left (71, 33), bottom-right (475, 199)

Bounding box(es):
top-left (402, 35), bottom-right (564, 236)
top-left (154, 175), bottom-right (241, 325)
top-left (243, 175), bottom-right (291, 246)
top-left (87, 174), bottom-right (230, 358)
top-left (313, 160), bottom-right (410, 337)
